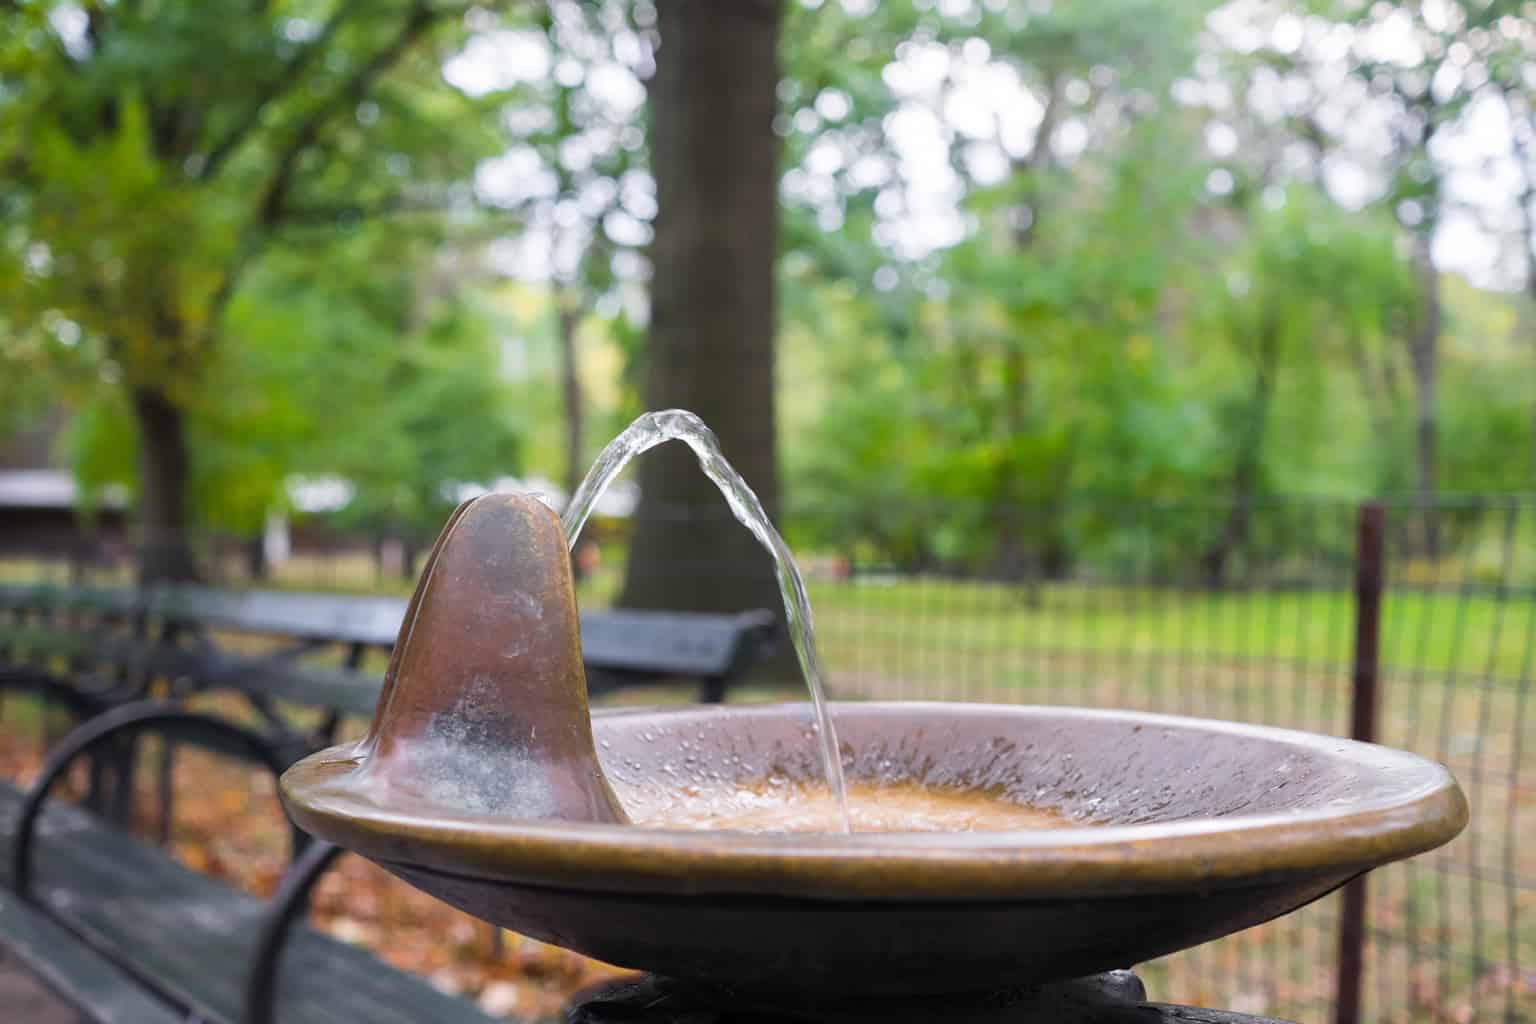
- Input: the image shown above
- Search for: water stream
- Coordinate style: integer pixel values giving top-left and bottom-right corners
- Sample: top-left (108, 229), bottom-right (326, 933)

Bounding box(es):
top-left (562, 410), bottom-right (852, 834)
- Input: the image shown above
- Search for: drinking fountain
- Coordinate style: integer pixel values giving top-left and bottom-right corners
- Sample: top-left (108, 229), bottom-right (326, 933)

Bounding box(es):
top-left (282, 492), bottom-right (1465, 1022)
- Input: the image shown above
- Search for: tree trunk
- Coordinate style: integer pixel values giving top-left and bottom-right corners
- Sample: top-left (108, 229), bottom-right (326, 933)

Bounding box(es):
top-left (991, 73), bottom-right (1059, 585)
top-left (557, 287), bottom-right (589, 580)
top-left (1527, 254), bottom-right (1536, 489)
top-left (1512, 134), bottom-right (1536, 488)
top-left (618, 0), bottom-right (785, 626)
top-left (402, 536), bottom-right (421, 582)
top-left (557, 287), bottom-right (585, 502)
top-left (1344, 330), bottom-right (1397, 464)
top-left (131, 386), bottom-right (200, 583)
top-left (994, 343), bottom-right (1030, 581)
top-left (1528, 266), bottom-right (1536, 491)
top-left (246, 534), bottom-right (268, 581)
top-left (1202, 314), bottom-right (1280, 588)
top-left (1499, 89), bottom-right (1536, 487)
top-left (1408, 232), bottom-right (1440, 560)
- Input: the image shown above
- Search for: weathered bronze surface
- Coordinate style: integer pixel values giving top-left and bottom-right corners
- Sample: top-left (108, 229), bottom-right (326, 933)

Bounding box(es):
top-left (355, 492), bottom-right (626, 824)
top-left (280, 493), bottom-right (1467, 1001)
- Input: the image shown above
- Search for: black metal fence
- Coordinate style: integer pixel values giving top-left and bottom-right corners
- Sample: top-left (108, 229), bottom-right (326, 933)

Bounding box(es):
top-left (3, 495), bottom-right (1531, 1022)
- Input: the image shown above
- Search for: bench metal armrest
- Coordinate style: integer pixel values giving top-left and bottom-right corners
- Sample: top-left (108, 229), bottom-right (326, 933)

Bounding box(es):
top-left (726, 609), bottom-right (776, 671)
top-left (195, 637), bottom-right (330, 687)
top-left (702, 610), bottom-right (776, 703)
top-left (8, 700), bottom-right (303, 897)
top-left (243, 839), bottom-right (343, 1024)
top-left (0, 666), bottom-right (108, 719)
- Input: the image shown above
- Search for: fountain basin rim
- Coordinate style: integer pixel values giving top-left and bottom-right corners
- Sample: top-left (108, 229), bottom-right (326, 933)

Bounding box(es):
top-left (281, 702), bottom-right (1467, 902)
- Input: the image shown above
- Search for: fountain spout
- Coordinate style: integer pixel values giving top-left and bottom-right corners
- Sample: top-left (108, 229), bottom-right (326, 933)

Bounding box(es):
top-left (359, 493), bottom-right (628, 824)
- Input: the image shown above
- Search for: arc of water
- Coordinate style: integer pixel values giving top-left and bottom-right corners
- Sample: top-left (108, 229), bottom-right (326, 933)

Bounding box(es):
top-left (562, 410), bottom-right (852, 834)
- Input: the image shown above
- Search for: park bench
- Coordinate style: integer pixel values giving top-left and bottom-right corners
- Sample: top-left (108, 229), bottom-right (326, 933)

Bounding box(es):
top-left (0, 583), bottom-right (777, 738)
top-left (0, 701), bottom-right (524, 1023)
top-left (0, 583), bottom-right (410, 831)
top-left (0, 581), bottom-right (774, 836)
top-left (0, 583), bottom-right (775, 1023)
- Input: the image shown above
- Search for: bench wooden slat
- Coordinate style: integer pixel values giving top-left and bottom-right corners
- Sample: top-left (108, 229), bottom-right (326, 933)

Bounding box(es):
top-left (147, 588), bottom-right (407, 649)
top-left (223, 662), bottom-right (383, 719)
top-left (578, 609), bottom-right (772, 678)
top-left (0, 626), bottom-right (170, 674)
top-left (3, 586), bottom-right (774, 717)
top-left (0, 620), bottom-right (383, 720)
top-left (0, 584), bottom-right (142, 616)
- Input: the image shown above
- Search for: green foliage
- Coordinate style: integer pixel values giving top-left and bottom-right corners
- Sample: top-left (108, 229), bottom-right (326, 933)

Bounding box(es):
top-left (1192, 191), bottom-right (1417, 492)
top-left (64, 386), bottom-right (136, 513)
top-left (3, 0), bottom-right (1533, 580)
top-left (0, 0), bottom-right (523, 552)
top-left (776, 0), bottom-right (1535, 576)
top-left (226, 228), bottom-right (521, 537)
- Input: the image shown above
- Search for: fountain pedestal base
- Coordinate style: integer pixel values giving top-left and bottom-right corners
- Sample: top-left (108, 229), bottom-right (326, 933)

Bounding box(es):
top-left (564, 972), bottom-right (1295, 1023)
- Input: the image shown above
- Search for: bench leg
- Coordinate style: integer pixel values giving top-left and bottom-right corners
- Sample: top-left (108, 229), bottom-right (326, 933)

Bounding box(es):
top-left (79, 733), bottom-right (139, 830)
top-left (108, 735), bottom-right (138, 828)
top-left (488, 923), bottom-right (505, 959)
top-left (699, 676), bottom-right (728, 704)
top-left (83, 737), bottom-right (129, 818)
top-left (43, 703), bottom-right (69, 753)
top-left (245, 841), bottom-right (343, 1024)
top-left (156, 739), bottom-right (176, 846)
top-left (85, 750), bottom-right (110, 816)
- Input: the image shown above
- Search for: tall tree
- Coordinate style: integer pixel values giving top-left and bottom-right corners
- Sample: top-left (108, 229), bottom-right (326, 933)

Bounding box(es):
top-left (1489, 45), bottom-right (1536, 483)
top-left (0, 0), bottom-right (514, 579)
top-left (1198, 192), bottom-right (1413, 583)
top-left (1323, 0), bottom-right (1491, 557)
top-left (469, 0), bottom-right (651, 497)
top-left (618, 1), bottom-right (786, 617)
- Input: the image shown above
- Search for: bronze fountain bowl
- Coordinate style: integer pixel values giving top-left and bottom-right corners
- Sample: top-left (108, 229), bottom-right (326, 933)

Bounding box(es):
top-left (280, 494), bottom-right (1466, 1002)
top-left (284, 700), bottom-right (1465, 999)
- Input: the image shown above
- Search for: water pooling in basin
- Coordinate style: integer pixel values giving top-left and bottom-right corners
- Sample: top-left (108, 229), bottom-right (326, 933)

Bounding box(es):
top-left (626, 779), bottom-right (1079, 834)
top-left (563, 410), bottom-right (852, 834)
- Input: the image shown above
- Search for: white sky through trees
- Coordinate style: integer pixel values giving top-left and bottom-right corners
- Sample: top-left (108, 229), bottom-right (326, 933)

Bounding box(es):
top-left (445, 0), bottom-right (1525, 291)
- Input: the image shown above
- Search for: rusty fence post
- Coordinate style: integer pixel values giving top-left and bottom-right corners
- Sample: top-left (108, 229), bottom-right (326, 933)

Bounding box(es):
top-left (1333, 501), bottom-right (1386, 1024)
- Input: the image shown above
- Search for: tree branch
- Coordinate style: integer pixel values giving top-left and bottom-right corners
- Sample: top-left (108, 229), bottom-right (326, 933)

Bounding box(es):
top-left (199, 0), bottom-right (369, 180)
top-left (256, 1), bottom-right (449, 228)
top-left (204, 1), bottom-right (522, 348)
top-left (1498, 85), bottom-right (1536, 300)
top-left (83, 0), bottom-right (109, 55)
top-left (273, 194), bottom-right (468, 225)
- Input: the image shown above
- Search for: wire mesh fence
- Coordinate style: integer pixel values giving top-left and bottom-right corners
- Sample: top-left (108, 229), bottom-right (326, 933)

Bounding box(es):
top-left (2, 495), bottom-right (1531, 1022)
